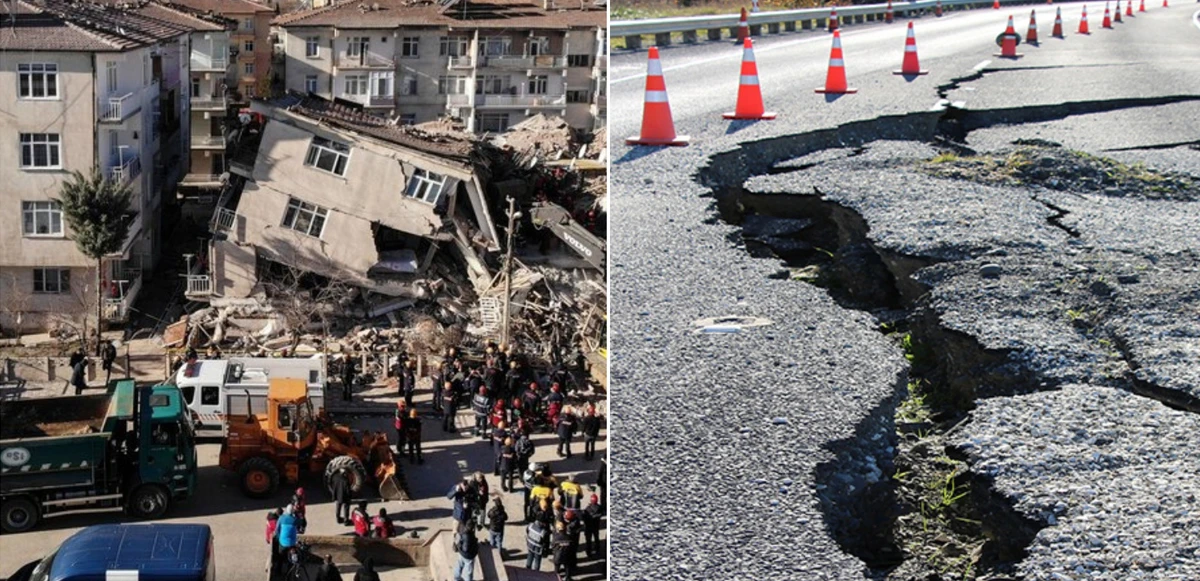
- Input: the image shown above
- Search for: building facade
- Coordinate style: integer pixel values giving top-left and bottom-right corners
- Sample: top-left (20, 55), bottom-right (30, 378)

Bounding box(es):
top-left (274, 0), bottom-right (606, 134)
top-left (0, 0), bottom-right (219, 332)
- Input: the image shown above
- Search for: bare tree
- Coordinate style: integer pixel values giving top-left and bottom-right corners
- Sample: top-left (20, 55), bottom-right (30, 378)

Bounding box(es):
top-left (258, 260), bottom-right (354, 353)
top-left (0, 272), bottom-right (33, 337)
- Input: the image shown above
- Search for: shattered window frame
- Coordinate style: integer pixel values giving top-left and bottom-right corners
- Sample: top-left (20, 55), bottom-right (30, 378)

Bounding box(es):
top-left (282, 197), bottom-right (329, 238)
top-left (304, 136), bottom-right (351, 177)
top-left (405, 168), bottom-right (447, 204)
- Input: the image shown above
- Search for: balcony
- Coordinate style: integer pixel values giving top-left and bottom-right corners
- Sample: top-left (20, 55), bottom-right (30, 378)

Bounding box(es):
top-left (103, 269), bottom-right (142, 322)
top-left (181, 173), bottom-right (224, 188)
top-left (338, 51), bottom-right (394, 70)
top-left (108, 155), bottom-right (142, 186)
top-left (211, 207), bottom-right (237, 233)
top-left (185, 274), bottom-right (213, 298)
top-left (192, 135), bottom-right (227, 150)
top-left (99, 92), bottom-right (140, 123)
top-left (446, 94), bottom-right (472, 107)
top-left (191, 95), bottom-right (227, 111)
top-left (476, 94), bottom-right (566, 108)
top-left (190, 56), bottom-right (228, 72)
top-left (447, 56), bottom-right (474, 69)
top-left (596, 55), bottom-right (607, 69)
top-left (483, 55), bottom-right (567, 69)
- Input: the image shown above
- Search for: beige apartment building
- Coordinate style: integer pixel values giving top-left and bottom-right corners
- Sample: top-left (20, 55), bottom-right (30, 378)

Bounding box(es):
top-left (172, 0), bottom-right (275, 100)
top-left (0, 0), bottom-right (220, 333)
top-left (274, 0), bottom-right (606, 134)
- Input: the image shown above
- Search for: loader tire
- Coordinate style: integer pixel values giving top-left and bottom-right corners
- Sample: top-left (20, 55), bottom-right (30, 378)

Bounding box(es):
top-left (324, 455), bottom-right (366, 496)
top-left (240, 457), bottom-right (280, 499)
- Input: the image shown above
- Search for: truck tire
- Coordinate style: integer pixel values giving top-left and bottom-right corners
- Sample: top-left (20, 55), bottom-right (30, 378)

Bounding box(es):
top-left (240, 457), bottom-right (280, 499)
top-left (2, 497), bottom-right (41, 533)
top-left (323, 455), bottom-right (366, 496)
top-left (127, 484), bottom-right (170, 520)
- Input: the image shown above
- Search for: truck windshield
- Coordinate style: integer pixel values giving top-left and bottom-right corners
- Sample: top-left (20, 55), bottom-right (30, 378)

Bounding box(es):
top-left (27, 550), bottom-right (56, 581)
top-left (277, 404), bottom-right (295, 430)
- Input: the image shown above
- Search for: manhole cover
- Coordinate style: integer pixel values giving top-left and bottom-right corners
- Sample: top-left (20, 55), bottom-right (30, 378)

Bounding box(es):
top-left (693, 315), bottom-right (774, 334)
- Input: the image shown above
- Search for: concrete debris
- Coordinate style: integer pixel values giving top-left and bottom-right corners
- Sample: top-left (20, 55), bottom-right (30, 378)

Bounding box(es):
top-left (493, 114), bottom-right (578, 161)
top-left (478, 265), bottom-right (606, 362)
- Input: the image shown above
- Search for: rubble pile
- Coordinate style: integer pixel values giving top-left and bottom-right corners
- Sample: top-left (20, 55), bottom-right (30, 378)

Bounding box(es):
top-left (493, 114), bottom-right (578, 162)
top-left (481, 265), bottom-right (606, 361)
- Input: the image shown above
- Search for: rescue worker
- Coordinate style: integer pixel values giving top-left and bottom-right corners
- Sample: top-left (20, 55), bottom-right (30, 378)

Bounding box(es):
top-left (472, 472), bottom-right (490, 526)
top-left (442, 380), bottom-right (458, 433)
top-left (525, 519), bottom-right (548, 571)
top-left (372, 508), bottom-right (395, 539)
top-left (404, 408), bottom-right (423, 464)
top-left (331, 468), bottom-right (351, 525)
top-left (432, 363), bottom-right (447, 414)
top-left (551, 520), bottom-right (574, 581)
top-left (555, 406), bottom-right (577, 458)
top-left (492, 421), bottom-right (510, 476)
top-left (71, 354), bottom-right (88, 395)
top-left (319, 554), bottom-right (343, 581)
top-left (448, 479), bottom-right (472, 524)
top-left (582, 494), bottom-right (602, 558)
top-left (290, 487), bottom-right (307, 533)
top-left (581, 404), bottom-right (601, 461)
top-left (499, 437), bottom-right (517, 492)
top-left (101, 340), bottom-right (117, 385)
top-left (515, 432), bottom-right (535, 486)
top-left (471, 386), bottom-right (491, 438)
top-left (564, 508), bottom-right (584, 562)
top-left (340, 352), bottom-right (356, 402)
top-left (559, 475), bottom-right (583, 511)
top-left (401, 362), bottom-right (416, 408)
top-left (545, 385), bottom-right (565, 428)
top-left (393, 401), bottom-right (407, 456)
top-left (351, 501), bottom-right (370, 537)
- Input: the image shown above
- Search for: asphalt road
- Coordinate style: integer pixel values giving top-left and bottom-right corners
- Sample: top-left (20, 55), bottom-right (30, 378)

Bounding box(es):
top-left (609, 4), bottom-right (1200, 580)
top-left (0, 385), bottom-right (608, 580)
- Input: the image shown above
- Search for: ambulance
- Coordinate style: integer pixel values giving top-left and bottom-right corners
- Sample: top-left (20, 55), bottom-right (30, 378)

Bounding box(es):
top-left (173, 356), bottom-right (326, 434)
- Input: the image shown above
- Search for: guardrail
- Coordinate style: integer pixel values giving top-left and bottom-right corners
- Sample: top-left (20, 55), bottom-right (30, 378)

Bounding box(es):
top-left (612, 0), bottom-right (1038, 47)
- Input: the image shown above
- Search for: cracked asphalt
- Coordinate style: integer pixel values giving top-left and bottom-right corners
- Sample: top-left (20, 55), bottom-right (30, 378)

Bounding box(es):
top-left (610, 3), bottom-right (1200, 579)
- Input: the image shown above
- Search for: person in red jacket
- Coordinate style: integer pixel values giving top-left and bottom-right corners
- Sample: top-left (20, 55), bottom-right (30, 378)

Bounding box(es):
top-left (351, 501), bottom-right (371, 537)
top-left (372, 507), bottom-right (396, 539)
top-left (394, 401), bottom-right (407, 455)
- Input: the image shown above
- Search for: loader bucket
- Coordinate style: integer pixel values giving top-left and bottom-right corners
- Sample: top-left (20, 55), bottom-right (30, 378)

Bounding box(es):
top-left (369, 437), bottom-right (408, 501)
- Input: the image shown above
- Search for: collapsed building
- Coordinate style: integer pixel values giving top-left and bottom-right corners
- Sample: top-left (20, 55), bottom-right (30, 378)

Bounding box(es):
top-left (181, 92), bottom-right (605, 369)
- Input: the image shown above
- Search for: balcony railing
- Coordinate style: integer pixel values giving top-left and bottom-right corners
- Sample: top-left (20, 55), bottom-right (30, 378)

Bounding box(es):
top-left (190, 56), bottom-right (228, 72)
top-left (447, 56), bottom-right (474, 69)
top-left (185, 275), bottom-right (213, 297)
top-left (446, 94), bottom-right (472, 106)
top-left (192, 135), bottom-right (227, 149)
top-left (484, 55), bottom-right (533, 68)
top-left (191, 95), bottom-right (227, 111)
top-left (211, 207), bottom-right (237, 233)
top-left (338, 51), bottom-right (394, 69)
top-left (476, 94), bottom-right (567, 108)
top-left (100, 92), bottom-right (139, 122)
top-left (109, 156), bottom-right (142, 186)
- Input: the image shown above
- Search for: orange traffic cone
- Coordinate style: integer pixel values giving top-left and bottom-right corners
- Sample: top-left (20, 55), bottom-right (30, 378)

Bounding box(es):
top-left (894, 22), bottom-right (928, 75)
top-left (1162, 0), bottom-right (1167, 8)
top-left (935, 0), bottom-right (943, 16)
top-left (1102, 3), bottom-right (1111, 27)
top-left (737, 8), bottom-right (749, 43)
top-left (1052, 7), bottom-right (1064, 36)
top-left (1138, 0), bottom-right (1145, 12)
top-left (724, 38), bottom-right (776, 120)
top-left (1124, 0), bottom-right (1133, 15)
top-left (1027, 9), bottom-right (1039, 43)
top-left (828, 8), bottom-right (839, 32)
top-left (815, 30), bottom-right (857, 94)
top-left (885, 0), bottom-right (894, 23)
top-left (626, 47), bottom-right (689, 147)
top-left (1078, 5), bottom-right (1090, 33)
top-left (1113, 0), bottom-right (1122, 21)
top-left (993, 0), bottom-right (1000, 8)
top-left (996, 15), bottom-right (1023, 58)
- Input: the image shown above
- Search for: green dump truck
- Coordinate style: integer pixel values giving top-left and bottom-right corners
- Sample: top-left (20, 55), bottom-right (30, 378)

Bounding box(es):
top-left (0, 381), bottom-right (198, 533)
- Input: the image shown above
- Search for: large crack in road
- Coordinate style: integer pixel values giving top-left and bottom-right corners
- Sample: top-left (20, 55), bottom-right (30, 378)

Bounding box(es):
top-left (694, 98), bottom-right (1200, 580)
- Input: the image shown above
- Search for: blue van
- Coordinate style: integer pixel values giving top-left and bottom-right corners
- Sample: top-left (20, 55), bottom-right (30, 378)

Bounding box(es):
top-left (9, 524), bottom-right (214, 581)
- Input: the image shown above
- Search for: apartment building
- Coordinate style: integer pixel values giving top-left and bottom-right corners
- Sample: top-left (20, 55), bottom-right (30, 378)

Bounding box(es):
top-left (185, 92), bottom-right (498, 302)
top-left (274, 0), bottom-right (606, 134)
top-left (172, 0), bottom-right (275, 101)
top-left (0, 0), bottom-right (220, 333)
top-left (180, 23), bottom-right (235, 192)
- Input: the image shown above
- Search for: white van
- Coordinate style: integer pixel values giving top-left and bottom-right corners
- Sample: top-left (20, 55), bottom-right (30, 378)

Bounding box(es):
top-left (173, 357), bottom-right (327, 434)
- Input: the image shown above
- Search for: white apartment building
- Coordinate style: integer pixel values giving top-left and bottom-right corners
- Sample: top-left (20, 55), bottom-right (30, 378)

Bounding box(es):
top-left (0, 0), bottom-right (220, 333)
top-left (274, 0), bottom-right (606, 134)
top-left (182, 27), bottom-right (234, 192)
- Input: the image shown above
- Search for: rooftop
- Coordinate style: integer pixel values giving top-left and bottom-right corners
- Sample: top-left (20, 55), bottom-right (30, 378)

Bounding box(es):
top-left (273, 0), bottom-right (605, 30)
top-left (167, 0), bottom-right (275, 15)
top-left (0, 0), bottom-right (223, 51)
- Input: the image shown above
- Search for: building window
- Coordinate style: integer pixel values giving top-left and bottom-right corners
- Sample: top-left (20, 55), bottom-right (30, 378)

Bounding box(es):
top-left (348, 37), bottom-right (369, 57)
top-left (33, 268), bottom-right (70, 294)
top-left (405, 168), bottom-right (447, 204)
top-left (476, 75), bottom-right (507, 95)
top-left (399, 114), bottom-right (417, 125)
top-left (242, 18), bottom-right (254, 31)
top-left (439, 36), bottom-right (469, 57)
top-left (303, 136), bottom-right (350, 177)
top-left (191, 78), bottom-right (201, 98)
top-left (567, 54), bottom-right (591, 67)
top-left (480, 37), bottom-right (511, 57)
top-left (282, 198), bottom-right (328, 238)
top-left (437, 76), bottom-right (466, 95)
top-left (106, 61), bottom-right (118, 95)
top-left (305, 37), bottom-right (320, 58)
top-left (370, 71), bottom-right (393, 97)
top-left (19, 133), bottom-right (62, 169)
top-left (566, 89), bottom-right (589, 103)
top-left (400, 75), bottom-right (417, 95)
top-left (18, 63), bottom-right (59, 99)
top-left (529, 37), bottom-right (549, 56)
top-left (401, 37), bottom-right (419, 57)
top-left (244, 84), bottom-right (256, 98)
top-left (22, 201), bottom-right (64, 236)
top-left (304, 75), bottom-right (318, 93)
top-left (528, 75), bottom-right (548, 95)
top-left (244, 40), bottom-right (255, 53)
top-left (477, 113), bottom-right (509, 133)
top-left (343, 74), bottom-right (368, 96)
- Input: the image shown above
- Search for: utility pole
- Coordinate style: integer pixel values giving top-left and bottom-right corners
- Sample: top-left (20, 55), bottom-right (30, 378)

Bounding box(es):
top-left (500, 197), bottom-right (519, 349)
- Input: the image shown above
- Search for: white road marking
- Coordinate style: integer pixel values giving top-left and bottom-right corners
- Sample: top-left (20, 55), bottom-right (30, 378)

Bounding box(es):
top-left (611, 33), bottom-right (837, 85)
top-left (1192, 9), bottom-right (1200, 32)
